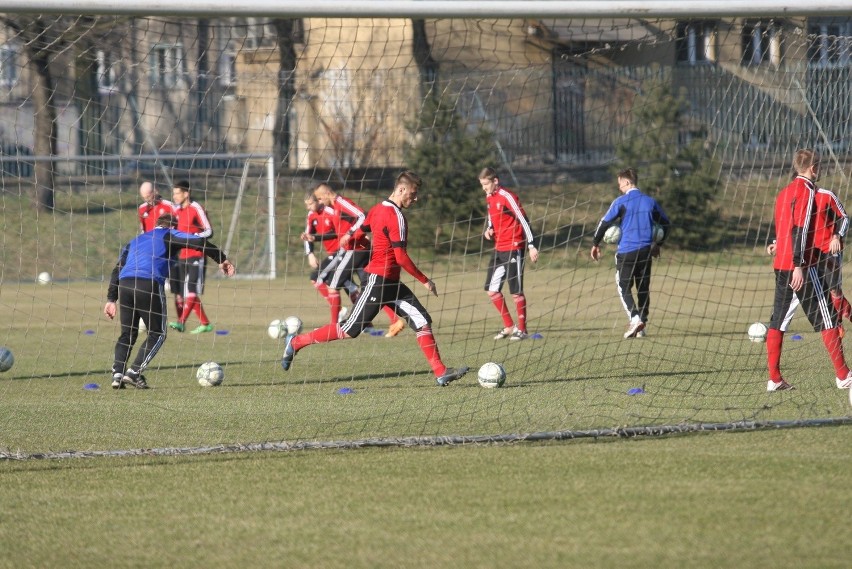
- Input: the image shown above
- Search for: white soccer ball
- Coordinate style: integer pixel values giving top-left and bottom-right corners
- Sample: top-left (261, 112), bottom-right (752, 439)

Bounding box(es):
top-left (603, 225), bottom-right (621, 245)
top-left (478, 362), bottom-right (506, 388)
top-left (267, 319), bottom-right (287, 340)
top-left (197, 362), bottom-right (224, 387)
top-left (0, 347), bottom-right (14, 372)
top-left (748, 322), bottom-right (768, 343)
top-left (284, 316), bottom-right (303, 335)
top-left (37, 271), bottom-right (51, 285)
top-left (652, 223), bottom-right (665, 243)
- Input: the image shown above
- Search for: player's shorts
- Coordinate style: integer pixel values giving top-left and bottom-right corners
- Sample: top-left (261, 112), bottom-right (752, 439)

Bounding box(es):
top-left (319, 249), bottom-right (369, 289)
top-left (823, 252), bottom-right (843, 293)
top-left (340, 272), bottom-right (432, 338)
top-left (769, 266), bottom-right (836, 332)
top-left (484, 249), bottom-right (525, 295)
top-left (310, 255), bottom-right (336, 283)
top-left (172, 257), bottom-right (206, 297)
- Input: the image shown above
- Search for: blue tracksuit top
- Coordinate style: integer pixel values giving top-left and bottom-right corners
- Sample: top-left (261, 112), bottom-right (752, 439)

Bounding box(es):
top-left (596, 188), bottom-right (670, 254)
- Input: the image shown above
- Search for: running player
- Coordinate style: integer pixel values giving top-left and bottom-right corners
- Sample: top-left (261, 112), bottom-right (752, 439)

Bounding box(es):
top-left (137, 181), bottom-right (174, 233)
top-left (479, 167), bottom-right (539, 341)
top-left (282, 171), bottom-right (468, 386)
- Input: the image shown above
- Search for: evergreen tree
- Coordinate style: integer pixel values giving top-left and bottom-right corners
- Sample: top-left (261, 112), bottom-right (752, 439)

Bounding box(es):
top-left (616, 72), bottom-right (722, 250)
top-left (404, 95), bottom-right (498, 250)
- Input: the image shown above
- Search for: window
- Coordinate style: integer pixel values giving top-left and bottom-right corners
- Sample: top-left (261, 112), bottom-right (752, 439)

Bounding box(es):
top-left (96, 50), bottom-right (118, 93)
top-left (149, 44), bottom-right (185, 88)
top-left (676, 21), bottom-right (715, 65)
top-left (218, 50), bottom-right (237, 88)
top-left (742, 21), bottom-right (783, 67)
top-left (244, 18), bottom-right (276, 49)
top-left (807, 18), bottom-right (852, 67)
top-left (0, 44), bottom-right (18, 87)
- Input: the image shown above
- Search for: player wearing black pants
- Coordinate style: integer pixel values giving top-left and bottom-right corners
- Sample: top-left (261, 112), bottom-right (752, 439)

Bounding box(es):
top-left (104, 214), bottom-right (235, 389)
top-left (615, 245), bottom-right (654, 327)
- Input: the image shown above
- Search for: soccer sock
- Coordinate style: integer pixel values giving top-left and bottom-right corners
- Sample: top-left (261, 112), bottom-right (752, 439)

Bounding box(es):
top-left (179, 294), bottom-right (197, 324)
top-left (192, 300), bottom-right (210, 326)
top-left (513, 294), bottom-right (527, 333)
top-left (489, 293), bottom-right (514, 329)
top-left (766, 328), bottom-right (783, 381)
top-left (328, 290), bottom-right (341, 322)
top-left (820, 327), bottom-right (849, 378)
top-left (313, 281), bottom-right (330, 299)
top-left (293, 323), bottom-right (345, 351)
top-left (383, 306), bottom-right (399, 324)
top-left (415, 326), bottom-right (446, 377)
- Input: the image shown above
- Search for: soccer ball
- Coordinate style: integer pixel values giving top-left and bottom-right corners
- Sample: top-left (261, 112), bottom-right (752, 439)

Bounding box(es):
top-left (477, 362), bottom-right (506, 388)
top-left (652, 223), bottom-right (665, 243)
top-left (603, 225), bottom-right (621, 245)
top-left (284, 316), bottom-right (303, 335)
top-left (0, 347), bottom-right (14, 372)
top-left (748, 322), bottom-right (768, 343)
top-left (197, 362), bottom-right (224, 387)
top-left (37, 272), bottom-right (51, 285)
top-left (267, 319), bottom-right (287, 340)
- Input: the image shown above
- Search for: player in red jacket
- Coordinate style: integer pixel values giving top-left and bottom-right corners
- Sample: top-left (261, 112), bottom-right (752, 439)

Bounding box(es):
top-left (479, 167), bottom-right (539, 341)
top-left (137, 181), bottom-right (174, 233)
top-left (282, 171), bottom-right (468, 386)
top-left (168, 180), bottom-right (216, 334)
top-left (765, 149), bottom-right (852, 391)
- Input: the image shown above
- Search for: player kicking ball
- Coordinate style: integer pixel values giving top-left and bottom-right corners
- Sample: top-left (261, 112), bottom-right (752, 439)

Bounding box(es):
top-left (281, 171), bottom-right (468, 386)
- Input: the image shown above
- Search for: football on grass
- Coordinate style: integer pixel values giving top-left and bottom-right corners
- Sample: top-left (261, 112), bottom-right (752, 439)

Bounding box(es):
top-left (197, 362), bottom-right (224, 387)
top-left (478, 362), bottom-right (506, 388)
top-left (0, 347), bottom-right (14, 372)
top-left (284, 316), bottom-right (303, 335)
top-left (267, 319), bottom-right (287, 340)
top-left (603, 225), bottom-right (621, 245)
top-left (748, 322), bottom-right (767, 343)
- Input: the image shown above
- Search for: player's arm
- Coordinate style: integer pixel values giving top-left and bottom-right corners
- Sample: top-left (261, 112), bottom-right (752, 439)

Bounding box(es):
top-left (652, 203), bottom-right (671, 245)
top-left (192, 203), bottom-right (214, 238)
top-left (592, 202), bottom-right (624, 246)
top-left (828, 190), bottom-right (848, 252)
top-left (165, 230), bottom-right (231, 269)
top-left (104, 243), bottom-right (130, 319)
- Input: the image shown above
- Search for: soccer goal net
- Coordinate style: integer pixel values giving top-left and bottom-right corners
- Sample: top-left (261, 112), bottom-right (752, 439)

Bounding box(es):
top-left (1, 4), bottom-right (851, 458)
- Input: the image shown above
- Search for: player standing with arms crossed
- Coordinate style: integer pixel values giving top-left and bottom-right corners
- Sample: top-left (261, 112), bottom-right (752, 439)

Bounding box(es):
top-left (764, 149), bottom-right (852, 391)
top-left (591, 167), bottom-right (670, 339)
top-left (138, 181), bottom-right (174, 233)
top-left (479, 167), bottom-right (539, 341)
top-left (282, 171), bottom-right (468, 386)
top-left (168, 180), bottom-right (216, 334)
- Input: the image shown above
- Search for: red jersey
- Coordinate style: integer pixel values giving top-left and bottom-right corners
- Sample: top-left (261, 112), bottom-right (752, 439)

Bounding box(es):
top-left (486, 186), bottom-right (535, 252)
top-left (812, 187), bottom-right (848, 253)
top-left (304, 205), bottom-right (339, 255)
top-left (138, 198), bottom-right (175, 232)
top-left (773, 176), bottom-right (818, 270)
top-left (363, 200), bottom-right (428, 283)
top-left (331, 195), bottom-right (369, 251)
top-left (174, 201), bottom-right (213, 260)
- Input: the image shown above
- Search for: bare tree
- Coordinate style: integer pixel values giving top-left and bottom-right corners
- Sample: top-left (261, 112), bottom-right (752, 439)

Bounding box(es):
top-left (272, 19), bottom-right (298, 172)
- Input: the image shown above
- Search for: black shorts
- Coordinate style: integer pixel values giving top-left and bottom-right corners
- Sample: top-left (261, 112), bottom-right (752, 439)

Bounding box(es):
top-left (171, 257), bottom-right (206, 296)
top-left (318, 249), bottom-right (369, 289)
top-left (340, 273), bottom-right (432, 337)
top-left (769, 266), bottom-right (836, 332)
top-left (484, 249), bottom-right (525, 295)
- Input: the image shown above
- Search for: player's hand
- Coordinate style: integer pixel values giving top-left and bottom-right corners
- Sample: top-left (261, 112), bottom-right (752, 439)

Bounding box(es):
top-left (790, 267), bottom-right (804, 291)
top-left (484, 228), bottom-right (494, 241)
top-left (651, 244), bottom-right (661, 258)
top-left (103, 301), bottom-right (116, 320)
top-left (528, 246), bottom-right (539, 263)
top-left (766, 243), bottom-right (776, 256)
top-left (339, 233), bottom-right (352, 249)
top-left (307, 252), bottom-right (319, 269)
top-left (220, 260), bottom-right (236, 277)
top-left (425, 279), bottom-right (438, 296)
top-left (300, 232), bottom-right (314, 242)
top-left (829, 235), bottom-right (841, 255)
top-left (590, 245), bottom-right (601, 262)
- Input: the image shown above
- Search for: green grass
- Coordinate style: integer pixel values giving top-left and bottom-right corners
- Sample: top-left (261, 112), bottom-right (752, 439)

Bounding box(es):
top-left (1, 426), bottom-right (849, 568)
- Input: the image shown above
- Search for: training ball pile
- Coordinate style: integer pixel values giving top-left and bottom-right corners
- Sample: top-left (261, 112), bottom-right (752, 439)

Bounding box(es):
top-left (603, 225), bottom-right (621, 245)
top-left (37, 271), bottom-right (51, 285)
top-left (748, 322), bottom-right (768, 343)
top-left (197, 362), bottom-right (224, 387)
top-left (478, 362), bottom-right (506, 388)
top-left (284, 316), bottom-right (303, 335)
top-left (267, 319), bottom-right (287, 340)
top-left (0, 347), bottom-right (14, 373)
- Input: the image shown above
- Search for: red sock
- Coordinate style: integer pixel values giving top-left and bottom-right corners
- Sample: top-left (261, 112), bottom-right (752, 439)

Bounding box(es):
top-left (179, 294), bottom-right (197, 324)
top-left (383, 306), bottom-right (399, 324)
top-left (514, 294), bottom-right (527, 333)
top-left (821, 327), bottom-right (849, 378)
top-left (328, 290), bottom-right (341, 322)
top-left (314, 281), bottom-right (330, 299)
top-left (192, 299), bottom-right (210, 326)
top-left (293, 323), bottom-right (345, 351)
top-left (766, 328), bottom-right (783, 381)
top-left (490, 293), bottom-right (514, 329)
top-left (415, 326), bottom-right (446, 376)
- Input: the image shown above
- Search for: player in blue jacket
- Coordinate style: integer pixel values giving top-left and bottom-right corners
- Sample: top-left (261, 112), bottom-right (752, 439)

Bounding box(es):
top-left (103, 213), bottom-right (235, 389)
top-left (591, 167), bottom-right (670, 338)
